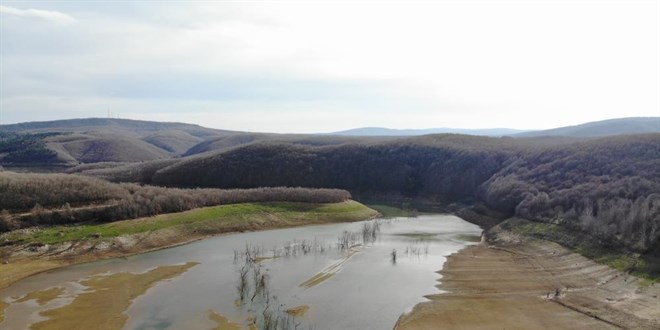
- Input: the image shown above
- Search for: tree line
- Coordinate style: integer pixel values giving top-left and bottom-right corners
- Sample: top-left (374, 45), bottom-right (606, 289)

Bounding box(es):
top-left (6, 133), bottom-right (659, 255)
top-left (0, 171), bottom-right (351, 231)
top-left (112, 134), bottom-right (659, 254)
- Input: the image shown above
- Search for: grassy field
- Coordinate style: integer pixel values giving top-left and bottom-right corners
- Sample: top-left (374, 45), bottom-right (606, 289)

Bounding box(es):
top-left (3, 201), bottom-right (378, 246)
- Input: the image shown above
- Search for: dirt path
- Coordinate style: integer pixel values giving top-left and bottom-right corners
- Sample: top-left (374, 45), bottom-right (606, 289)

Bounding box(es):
top-left (15, 202), bottom-right (119, 218)
top-left (395, 237), bottom-right (660, 330)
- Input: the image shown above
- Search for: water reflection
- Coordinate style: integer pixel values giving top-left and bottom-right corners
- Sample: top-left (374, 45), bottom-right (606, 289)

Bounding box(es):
top-left (0, 215), bottom-right (482, 330)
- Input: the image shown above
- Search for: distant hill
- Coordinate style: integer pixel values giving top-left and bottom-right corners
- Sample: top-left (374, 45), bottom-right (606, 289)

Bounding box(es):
top-left (0, 118), bottom-right (391, 165)
top-left (0, 118), bottom-right (238, 165)
top-left (0, 118), bottom-right (233, 138)
top-left (330, 118), bottom-right (660, 137)
top-left (183, 133), bottom-right (393, 156)
top-left (2, 116), bottom-right (658, 166)
top-left (514, 117), bottom-right (660, 137)
top-left (142, 130), bottom-right (205, 155)
top-left (329, 127), bottom-right (527, 136)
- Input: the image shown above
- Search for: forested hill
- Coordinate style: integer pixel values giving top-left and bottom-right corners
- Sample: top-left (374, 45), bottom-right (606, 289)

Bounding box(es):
top-left (3, 118), bottom-right (659, 264)
top-left (76, 133), bottom-right (659, 258)
top-left (2, 117), bottom-right (656, 166)
top-left (0, 118), bottom-right (388, 165)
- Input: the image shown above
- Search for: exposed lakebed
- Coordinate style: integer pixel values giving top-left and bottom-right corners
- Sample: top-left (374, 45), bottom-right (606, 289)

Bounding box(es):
top-left (0, 214), bottom-right (482, 330)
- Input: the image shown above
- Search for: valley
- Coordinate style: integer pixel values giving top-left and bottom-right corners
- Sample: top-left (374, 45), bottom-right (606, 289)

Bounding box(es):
top-left (0, 117), bottom-right (658, 329)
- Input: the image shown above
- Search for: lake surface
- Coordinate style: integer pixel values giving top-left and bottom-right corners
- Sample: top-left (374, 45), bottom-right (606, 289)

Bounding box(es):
top-left (0, 214), bottom-right (482, 330)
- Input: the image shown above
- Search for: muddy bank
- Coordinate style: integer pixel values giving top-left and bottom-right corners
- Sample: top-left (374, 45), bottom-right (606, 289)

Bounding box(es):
top-left (0, 201), bottom-right (379, 290)
top-left (395, 231), bottom-right (660, 330)
top-left (1, 263), bottom-right (198, 330)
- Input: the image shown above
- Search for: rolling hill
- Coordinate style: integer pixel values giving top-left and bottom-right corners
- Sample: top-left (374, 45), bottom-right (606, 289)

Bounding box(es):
top-left (0, 119), bottom-right (393, 166)
top-left (2, 117), bottom-right (655, 167)
top-left (1, 116), bottom-right (658, 277)
top-left (182, 133), bottom-right (393, 156)
top-left (67, 132), bottom-right (660, 262)
top-left (514, 117), bottom-right (660, 137)
top-left (0, 118), bottom-right (237, 165)
top-left (330, 117), bottom-right (660, 137)
top-left (0, 118), bottom-right (232, 138)
top-left (329, 127), bottom-right (527, 136)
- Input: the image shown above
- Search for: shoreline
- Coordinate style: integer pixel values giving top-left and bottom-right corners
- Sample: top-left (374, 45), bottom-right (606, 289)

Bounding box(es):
top-left (0, 200), bottom-right (380, 290)
top-left (395, 231), bottom-right (660, 330)
top-left (4, 201), bottom-right (658, 329)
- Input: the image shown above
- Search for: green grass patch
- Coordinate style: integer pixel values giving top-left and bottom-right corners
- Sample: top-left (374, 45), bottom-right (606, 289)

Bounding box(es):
top-left (4, 201), bottom-right (379, 246)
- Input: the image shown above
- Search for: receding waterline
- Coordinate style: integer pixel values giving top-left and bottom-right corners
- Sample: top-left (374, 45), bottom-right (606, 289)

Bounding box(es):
top-left (0, 214), bottom-right (482, 330)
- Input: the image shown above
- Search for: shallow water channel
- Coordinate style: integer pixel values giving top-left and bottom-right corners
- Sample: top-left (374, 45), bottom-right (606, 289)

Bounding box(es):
top-left (1, 214), bottom-right (482, 330)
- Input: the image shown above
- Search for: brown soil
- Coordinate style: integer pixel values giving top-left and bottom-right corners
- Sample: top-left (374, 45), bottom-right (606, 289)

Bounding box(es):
top-left (31, 262), bottom-right (198, 330)
top-left (0, 259), bottom-right (66, 291)
top-left (0, 300), bottom-right (6, 323)
top-left (15, 287), bottom-right (64, 306)
top-left (0, 203), bottom-right (379, 290)
top-left (286, 305), bottom-right (310, 317)
top-left (0, 229), bottom-right (203, 290)
top-left (395, 236), bottom-right (660, 330)
top-left (209, 310), bottom-right (242, 330)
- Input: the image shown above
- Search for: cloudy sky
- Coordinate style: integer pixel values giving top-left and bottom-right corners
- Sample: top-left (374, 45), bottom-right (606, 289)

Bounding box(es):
top-left (1, 1), bottom-right (658, 133)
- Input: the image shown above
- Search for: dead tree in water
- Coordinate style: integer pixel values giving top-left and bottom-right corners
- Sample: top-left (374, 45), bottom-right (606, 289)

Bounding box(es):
top-left (237, 266), bottom-right (249, 303)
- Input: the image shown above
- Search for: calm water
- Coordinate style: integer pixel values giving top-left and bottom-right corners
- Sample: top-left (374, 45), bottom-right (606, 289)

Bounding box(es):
top-left (0, 214), bottom-right (482, 329)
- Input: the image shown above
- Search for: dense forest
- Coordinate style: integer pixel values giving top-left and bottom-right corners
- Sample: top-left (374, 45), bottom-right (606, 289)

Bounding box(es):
top-left (481, 135), bottom-right (660, 252)
top-left (2, 119), bottom-right (659, 260)
top-left (0, 171), bottom-right (351, 231)
top-left (76, 133), bottom-right (659, 255)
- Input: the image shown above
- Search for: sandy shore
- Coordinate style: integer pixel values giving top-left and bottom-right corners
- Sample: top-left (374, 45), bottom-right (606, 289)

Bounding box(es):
top-left (396, 234), bottom-right (660, 330)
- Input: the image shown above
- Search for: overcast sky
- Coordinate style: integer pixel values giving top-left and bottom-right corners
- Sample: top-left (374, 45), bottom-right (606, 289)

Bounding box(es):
top-left (1, 1), bottom-right (658, 133)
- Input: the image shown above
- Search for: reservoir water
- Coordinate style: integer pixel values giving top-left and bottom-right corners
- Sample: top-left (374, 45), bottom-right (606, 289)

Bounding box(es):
top-left (0, 214), bottom-right (482, 329)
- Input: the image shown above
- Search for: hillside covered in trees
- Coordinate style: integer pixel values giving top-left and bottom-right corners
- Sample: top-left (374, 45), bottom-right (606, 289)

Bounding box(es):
top-left (1, 117), bottom-right (656, 166)
top-left (68, 133), bottom-right (660, 259)
top-left (2, 118), bottom-right (659, 274)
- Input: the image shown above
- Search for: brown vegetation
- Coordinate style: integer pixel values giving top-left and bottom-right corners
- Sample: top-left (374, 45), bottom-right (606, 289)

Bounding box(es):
top-left (3, 119), bottom-right (659, 274)
top-left (0, 171), bottom-right (351, 231)
top-left (480, 134), bottom-right (660, 254)
top-left (134, 134), bottom-right (659, 260)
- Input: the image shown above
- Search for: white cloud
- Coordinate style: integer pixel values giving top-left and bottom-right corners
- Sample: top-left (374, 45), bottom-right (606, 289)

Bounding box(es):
top-left (0, 5), bottom-right (77, 25)
top-left (0, 2), bottom-right (658, 132)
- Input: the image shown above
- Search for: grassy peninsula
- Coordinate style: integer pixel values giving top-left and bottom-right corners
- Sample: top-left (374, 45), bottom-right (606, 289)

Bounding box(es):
top-left (0, 200), bottom-right (379, 289)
